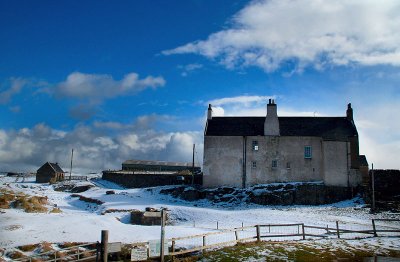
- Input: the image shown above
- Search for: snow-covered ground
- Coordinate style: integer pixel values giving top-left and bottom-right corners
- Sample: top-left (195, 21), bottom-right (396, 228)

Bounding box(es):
top-left (1, 174), bottom-right (399, 253)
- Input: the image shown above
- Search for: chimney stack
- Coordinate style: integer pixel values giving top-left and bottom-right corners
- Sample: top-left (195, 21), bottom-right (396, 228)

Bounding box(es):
top-left (346, 103), bottom-right (353, 122)
top-left (207, 104), bottom-right (213, 120)
top-left (264, 99), bottom-right (280, 136)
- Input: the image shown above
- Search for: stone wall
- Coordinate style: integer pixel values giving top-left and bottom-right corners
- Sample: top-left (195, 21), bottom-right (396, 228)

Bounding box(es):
top-left (102, 171), bottom-right (202, 188)
top-left (160, 182), bottom-right (357, 206)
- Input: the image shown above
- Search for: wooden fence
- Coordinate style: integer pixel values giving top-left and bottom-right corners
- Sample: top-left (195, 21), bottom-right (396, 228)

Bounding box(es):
top-left (11, 219), bottom-right (400, 261)
top-left (68, 176), bottom-right (88, 181)
top-left (14, 242), bottom-right (98, 262)
top-left (168, 219), bottom-right (400, 258)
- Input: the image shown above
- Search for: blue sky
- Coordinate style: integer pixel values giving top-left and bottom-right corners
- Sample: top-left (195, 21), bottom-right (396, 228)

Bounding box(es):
top-left (1, 0), bottom-right (399, 172)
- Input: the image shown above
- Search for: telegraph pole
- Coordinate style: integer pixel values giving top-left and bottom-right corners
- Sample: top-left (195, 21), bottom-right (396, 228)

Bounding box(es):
top-left (69, 149), bottom-right (74, 180)
top-left (191, 144), bottom-right (195, 185)
top-left (371, 163), bottom-right (375, 211)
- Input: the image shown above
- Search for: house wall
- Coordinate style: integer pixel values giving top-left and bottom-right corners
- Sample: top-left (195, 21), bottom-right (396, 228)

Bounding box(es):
top-left (322, 141), bottom-right (349, 187)
top-left (203, 136), bottom-right (244, 188)
top-left (246, 136), bottom-right (323, 186)
top-left (204, 136), bottom-right (352, 188)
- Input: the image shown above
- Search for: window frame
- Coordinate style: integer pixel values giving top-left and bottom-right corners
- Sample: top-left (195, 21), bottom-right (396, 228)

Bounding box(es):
top-left (251, 161), bottom-right (257, 168)
top-left (252, 140), bottom-right (259, 151)
top-left (271, 160), bottom-right (278, 169)
top-left (304, 146), bottom-right (312, 159)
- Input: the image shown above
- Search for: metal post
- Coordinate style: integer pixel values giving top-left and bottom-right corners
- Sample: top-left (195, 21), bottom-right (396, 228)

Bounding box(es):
top-left (160, 209), bottom-right (166, 262)
top-left (256, 225), bottom-right (261, 242)
top-left (217, 221), bottom-right (219, 229)
top-left (101, 230), bottom-right (108, 262)
top-left (372, 219), bottom-right (378, 237)
top-left (235, 230), bottom-right (239, 241)
top-left (301, 224), bottom-right (305, 240)
top-left (371, 163), bottom-right (376, 211)
top-left (336, 221), bottom-right (340, 239)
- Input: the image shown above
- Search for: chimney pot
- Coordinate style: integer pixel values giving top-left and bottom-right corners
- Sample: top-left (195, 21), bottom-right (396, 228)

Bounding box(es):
top-left (207, 104), bottom-right (213, 120)
top-left (346, 103), bottom-right (353, 121)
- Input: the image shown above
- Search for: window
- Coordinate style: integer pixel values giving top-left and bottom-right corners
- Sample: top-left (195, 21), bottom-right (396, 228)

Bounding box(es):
top-left (252, 161), bottom-right (257, 168)
top-left (286, 162), bottom-right (291, 169)
top-left (304, 146), bottom-right (312, 159)
top-left (272, 160), bottom-right (278, 169)
top-left (252, 140), bottom-right (259, 151)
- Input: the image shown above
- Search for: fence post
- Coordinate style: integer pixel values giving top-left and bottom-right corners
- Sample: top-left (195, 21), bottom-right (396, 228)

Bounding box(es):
top-left (336, 221), bottom-right (340, 239)
top-left (372, 219), bottom-right (378, 237)
top-left (235, 229), bottom-right (239, 241)
top-left (217, 221), bottom-right (219, 229)
top-left (101, 230), bottom-right (109, 262)
top-left (54, 250), bottom-right (57, 262)
top-left (202, 235), bottom-right (206, 253)
top-left (256, 225), bottom-right (261, 242)
top-left (301, 224), bottom-right (305, 240)
top-left (326, 225), bottom-right (329, 234)
top-left (77, 246), bottom-right (80, 260)
top-left (171, 240), bottom-right (175, 254)
top-left (160, 209), bottom-right (166, 262)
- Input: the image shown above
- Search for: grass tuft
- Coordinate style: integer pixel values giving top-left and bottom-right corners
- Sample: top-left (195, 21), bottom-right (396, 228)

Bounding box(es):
top-left (50, 207), bottom-right (62, 213)
top-left (18, 244), bottom-right (38, 252)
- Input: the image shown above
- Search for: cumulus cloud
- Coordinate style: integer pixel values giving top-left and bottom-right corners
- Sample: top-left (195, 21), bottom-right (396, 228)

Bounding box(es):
top-left (56, 72), bottom-right (166, 102)
top-left (164, 0), bottom-right (400, 72)
top-left (207, 95), bottom-right (272, 116)
top-left (206, 95), bottom-right (323, 117)
top-left (0, 78), bottom-right (28, 104)
top-left (0, 121), bottom-right (203, 173)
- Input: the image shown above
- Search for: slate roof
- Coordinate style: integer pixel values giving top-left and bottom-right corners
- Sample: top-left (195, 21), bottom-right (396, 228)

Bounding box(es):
top-left (123, 159), bottom-right (200, 168)
top-left (205, 116), bottom-right (358, 141)
top-left (48, 162), bottom-right (65, 173)
top-left (359, 155), bottom-right (368, 166)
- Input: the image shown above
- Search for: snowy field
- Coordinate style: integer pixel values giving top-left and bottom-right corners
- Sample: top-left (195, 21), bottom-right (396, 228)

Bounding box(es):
top-left (1, 174), bottom-right (400, 254)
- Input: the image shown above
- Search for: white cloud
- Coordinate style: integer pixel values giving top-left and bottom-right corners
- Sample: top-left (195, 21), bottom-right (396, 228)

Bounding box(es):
top-left (178, 63), bottom-right (203, 77)
top-left (207, 95), bottom-right (323, 117)
top-left (0, 78), bottom-right (28, 104)
top-left (164, 0), bottom-right (400, 72)
top-left (57, 72), bottom-right (166, 101)
top-left (0, 121), bottom-right (203, 173)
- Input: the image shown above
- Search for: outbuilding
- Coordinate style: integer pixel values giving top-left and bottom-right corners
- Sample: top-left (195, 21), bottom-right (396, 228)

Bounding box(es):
top-left (36, 162), bottom-right (65, 183)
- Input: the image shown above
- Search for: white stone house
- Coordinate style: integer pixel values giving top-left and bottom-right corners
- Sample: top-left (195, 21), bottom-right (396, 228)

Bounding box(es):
top-left (203, 100), bottom-right (366, 188)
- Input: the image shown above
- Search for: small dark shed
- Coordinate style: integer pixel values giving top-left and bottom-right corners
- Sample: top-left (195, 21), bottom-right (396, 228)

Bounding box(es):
top-left (36, 162), bottom-right (65, 183)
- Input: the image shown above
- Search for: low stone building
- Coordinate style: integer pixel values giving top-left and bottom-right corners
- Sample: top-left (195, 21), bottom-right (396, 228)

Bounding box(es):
top-left (122, 159), bottom-right (201, 174)
top-left (36, 162), bottom-right (65, 183)
top-left (203, 100), bottom-right (367, 188)
top-left (102, 159), bottom-right (202, 188)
